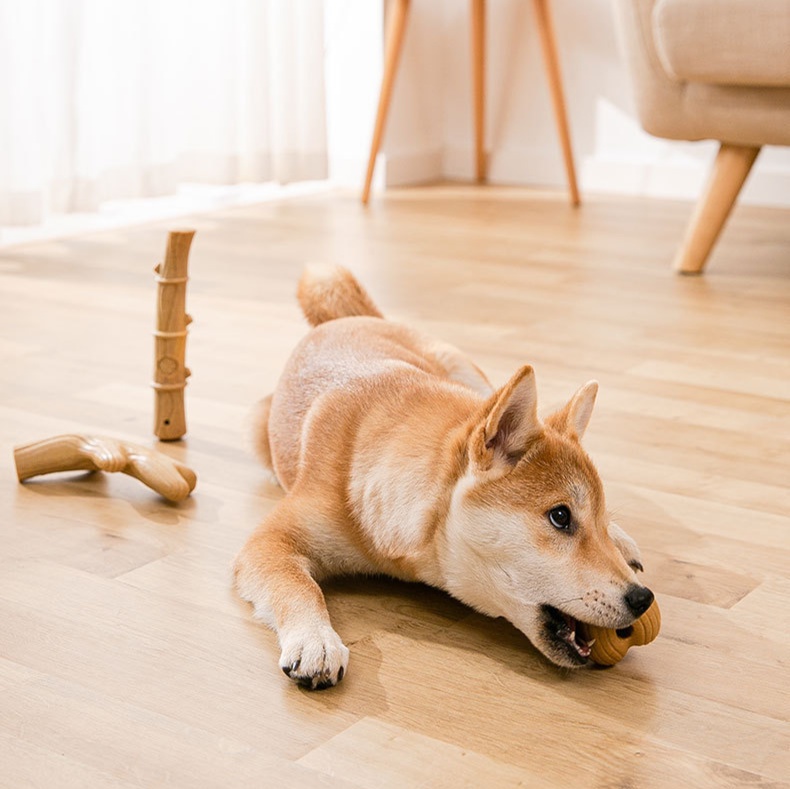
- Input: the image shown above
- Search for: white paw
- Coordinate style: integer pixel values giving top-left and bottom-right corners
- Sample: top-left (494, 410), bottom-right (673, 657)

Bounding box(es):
top-left (262, 468), bottom-right (281, 487)
top-left (279, 626), bottom-right (349, 690)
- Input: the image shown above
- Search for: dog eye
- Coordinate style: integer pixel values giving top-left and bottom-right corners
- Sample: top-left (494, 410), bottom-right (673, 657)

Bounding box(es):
top-left (548, 506), bottom-right (572, 530)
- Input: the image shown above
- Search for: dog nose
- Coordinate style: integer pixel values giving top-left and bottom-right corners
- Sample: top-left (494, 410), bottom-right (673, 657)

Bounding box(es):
top-left (624, 585), bottom-right (654, 617)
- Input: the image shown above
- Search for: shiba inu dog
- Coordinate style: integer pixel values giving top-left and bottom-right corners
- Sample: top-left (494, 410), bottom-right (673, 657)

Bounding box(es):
top-left (234, 266), bottom-right (653, 689)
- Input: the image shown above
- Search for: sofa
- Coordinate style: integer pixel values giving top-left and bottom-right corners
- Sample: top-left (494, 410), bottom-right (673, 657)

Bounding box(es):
top-left (614, 0), bottom-right (790, 273)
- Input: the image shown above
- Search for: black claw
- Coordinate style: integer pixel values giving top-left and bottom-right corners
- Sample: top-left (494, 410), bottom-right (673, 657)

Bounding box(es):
top-left (282, 659), bottom-right (301, 678)
top-left (284, 660), bottom-right (343, 690)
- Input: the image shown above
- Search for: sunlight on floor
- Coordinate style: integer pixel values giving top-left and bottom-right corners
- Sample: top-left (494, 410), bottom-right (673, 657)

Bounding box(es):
top-left (0, 181), bottom-right (332, 250)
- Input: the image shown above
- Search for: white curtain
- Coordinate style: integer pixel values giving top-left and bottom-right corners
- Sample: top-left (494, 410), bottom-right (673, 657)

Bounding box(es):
top-left (0, 0), bottom-right (328, 225)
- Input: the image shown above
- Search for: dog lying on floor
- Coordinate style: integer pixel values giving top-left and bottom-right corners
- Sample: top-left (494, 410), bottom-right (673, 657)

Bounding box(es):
top-left (234, 265), bottom-right (653, 689)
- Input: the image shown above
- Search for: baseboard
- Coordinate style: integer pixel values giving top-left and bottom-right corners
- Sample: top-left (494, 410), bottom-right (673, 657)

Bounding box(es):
top-left (582, 154), bottom-right (790, 208)
top-left (378, 144), bottom-right (790, 208)
top-left (383, 149), bottom-right (444, 188)
top-left (443, 144), bottom-right (567, 189)
top-left (327, 150), bottom-right (443, 200)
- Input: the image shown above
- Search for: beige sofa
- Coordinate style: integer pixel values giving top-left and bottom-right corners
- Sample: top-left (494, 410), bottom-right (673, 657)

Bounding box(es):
top-left (614, 0), bottom-right (790, 273)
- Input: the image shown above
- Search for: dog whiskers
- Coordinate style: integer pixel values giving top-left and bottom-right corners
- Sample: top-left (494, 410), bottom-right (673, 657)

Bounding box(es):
top-left (554, 596), bottom-right (584, 607)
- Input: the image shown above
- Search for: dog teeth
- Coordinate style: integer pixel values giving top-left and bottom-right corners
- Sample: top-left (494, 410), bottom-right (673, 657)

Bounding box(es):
top-left (587, 638), bottom-right (596, 647)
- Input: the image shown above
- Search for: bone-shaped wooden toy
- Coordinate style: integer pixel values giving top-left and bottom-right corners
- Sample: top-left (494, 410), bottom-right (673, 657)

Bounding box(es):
top-left (581, 599), bottom-right (661, 666)
top-left (14, 434), bottom-right (197, 502)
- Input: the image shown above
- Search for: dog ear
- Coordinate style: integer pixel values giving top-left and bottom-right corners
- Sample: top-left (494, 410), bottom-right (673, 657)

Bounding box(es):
top-left (547, 380), bottom-right (598, 441)
top-left (472, 365), bottom-right (542, 471)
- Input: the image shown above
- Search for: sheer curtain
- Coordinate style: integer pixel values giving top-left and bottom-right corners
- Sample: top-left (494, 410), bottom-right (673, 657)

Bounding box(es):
top-left (0, 0), bottom-right (327, 225)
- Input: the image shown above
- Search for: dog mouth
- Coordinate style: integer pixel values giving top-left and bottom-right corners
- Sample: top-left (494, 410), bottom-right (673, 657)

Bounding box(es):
top-left (541, 605), bottom-right (596, 665)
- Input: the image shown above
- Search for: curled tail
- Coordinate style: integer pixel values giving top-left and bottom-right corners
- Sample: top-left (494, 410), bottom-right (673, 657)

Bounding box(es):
top-left (297, 264), bottom-right (383, 327)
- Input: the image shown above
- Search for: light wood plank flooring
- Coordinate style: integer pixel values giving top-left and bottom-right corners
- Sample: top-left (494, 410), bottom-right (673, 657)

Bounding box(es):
top-left (0, 185), bottom-right (788, 788)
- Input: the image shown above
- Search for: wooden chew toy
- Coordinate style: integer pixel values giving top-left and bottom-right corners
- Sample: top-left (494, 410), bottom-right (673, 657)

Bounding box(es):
top-left (153, 230), bottom-right (195, 440)
top-left (582, 599), bottom-right (661, 666)
top-left (14, 434), bottom-right (197, 503)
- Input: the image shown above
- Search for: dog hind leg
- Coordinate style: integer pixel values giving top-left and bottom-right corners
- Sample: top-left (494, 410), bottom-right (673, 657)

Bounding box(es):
top-left (233, 499), bottom-right (349, 689)
top-left (250, 394), bottom-right (280, 486)
top-left (429, 340), bottom-right (493, 396)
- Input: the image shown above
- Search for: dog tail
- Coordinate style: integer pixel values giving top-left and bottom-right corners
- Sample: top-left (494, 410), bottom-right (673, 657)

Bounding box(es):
top-left (297, 264), bottom-right (384, 327)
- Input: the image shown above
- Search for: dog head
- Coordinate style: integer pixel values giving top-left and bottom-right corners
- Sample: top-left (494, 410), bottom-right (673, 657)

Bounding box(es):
top-left (445, 365), bottom-right (652, 668)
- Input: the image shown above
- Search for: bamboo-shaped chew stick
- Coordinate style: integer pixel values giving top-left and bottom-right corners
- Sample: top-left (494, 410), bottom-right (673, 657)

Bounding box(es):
top-left (14, 434), bottom-right (197, 502)
top-left (153, 230), bottom-right (195, 440)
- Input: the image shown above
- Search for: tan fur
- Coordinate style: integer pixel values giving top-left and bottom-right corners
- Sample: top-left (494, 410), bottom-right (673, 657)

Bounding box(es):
top-left (250, 395), bottom-right (274, 476)
top-left (296, 263), bottom-right (383, 327)
top-left (235, 267), bottom-right (651, 688)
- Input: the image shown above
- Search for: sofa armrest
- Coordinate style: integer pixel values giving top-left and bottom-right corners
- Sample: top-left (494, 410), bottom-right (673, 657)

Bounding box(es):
top-left (613, 0), bottom-right (687, 140)
top-left (612, 0), bottom-right (790, 147)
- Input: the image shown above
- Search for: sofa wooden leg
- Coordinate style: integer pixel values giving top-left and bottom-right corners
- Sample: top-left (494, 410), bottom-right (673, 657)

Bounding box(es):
top-left (674, 143), bottom-right (760, 275)
top-left (361, 0), bottom-right (412, 205)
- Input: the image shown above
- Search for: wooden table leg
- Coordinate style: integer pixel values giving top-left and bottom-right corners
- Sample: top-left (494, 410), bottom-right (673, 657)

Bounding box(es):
top-left (361, 0), bottom-right (412, 205)
top-left (471, 0), bottom-right (486, 182)
top-left (532, 0), bottom-right (580, 206)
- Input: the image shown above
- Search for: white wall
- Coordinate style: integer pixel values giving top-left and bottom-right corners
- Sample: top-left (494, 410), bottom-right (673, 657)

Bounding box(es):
top-left (365, 0), bottom-right (790, 206)
top-left (324, 0), bottom-right (386, 187)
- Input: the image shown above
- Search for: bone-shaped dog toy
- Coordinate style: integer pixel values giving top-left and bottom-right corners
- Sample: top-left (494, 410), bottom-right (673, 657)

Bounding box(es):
top-left (14, 434), bottom-right (196, 502)
top-left (580, 599), bottom-right (661, 666)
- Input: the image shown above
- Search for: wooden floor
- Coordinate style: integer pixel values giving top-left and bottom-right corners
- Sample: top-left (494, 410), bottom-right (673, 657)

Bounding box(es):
top-left (0, 185), bottom-right (788, 788)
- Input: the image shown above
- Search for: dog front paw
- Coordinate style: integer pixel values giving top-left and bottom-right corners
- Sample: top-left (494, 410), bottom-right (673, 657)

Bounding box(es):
top-left (609, 521), bottom-right (644, 572)
top-left (279, 626), bottom-right (349, 690)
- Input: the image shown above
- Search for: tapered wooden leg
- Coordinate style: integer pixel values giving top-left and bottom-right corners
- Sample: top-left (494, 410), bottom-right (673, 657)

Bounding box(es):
top-left (361, 0), bottom-right (412, 205)
top-left (471, 0), bottom-right (486, 182)
top-left (674, 144), bottom-right (760, 275)
top-left (531, 0), bottom-right (580, 206)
